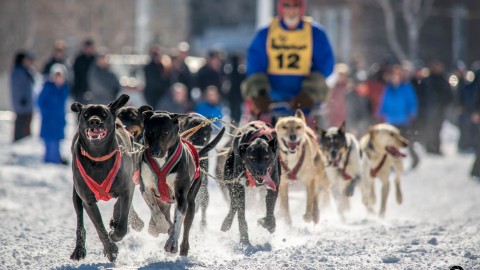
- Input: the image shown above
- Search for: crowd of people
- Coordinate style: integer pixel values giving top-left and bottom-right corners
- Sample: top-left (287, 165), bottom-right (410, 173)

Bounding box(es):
top-left (7, 0), bottom-right (480, 180)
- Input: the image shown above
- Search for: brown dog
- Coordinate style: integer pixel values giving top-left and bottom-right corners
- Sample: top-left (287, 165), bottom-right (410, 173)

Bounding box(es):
top-left (360, 123), bottom-right (409, 218)
top-left (275, 110), bottom-right (330, 225)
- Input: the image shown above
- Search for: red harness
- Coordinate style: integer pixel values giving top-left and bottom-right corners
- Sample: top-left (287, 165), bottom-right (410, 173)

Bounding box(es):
top-left (370, 154), bottom-right (387, 177)
top-left (145, 139), bottom-right (200, 203)
top-left (76, 147), bottom-right (122, 201)
top-left (338, 145), bottom-right (353, 181)
top-left (280, 144), bottom-right (306, 181)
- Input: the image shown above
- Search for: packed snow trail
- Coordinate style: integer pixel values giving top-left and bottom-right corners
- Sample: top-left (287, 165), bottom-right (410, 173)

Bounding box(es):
top-left (0, 112), bottom-right (479, 269)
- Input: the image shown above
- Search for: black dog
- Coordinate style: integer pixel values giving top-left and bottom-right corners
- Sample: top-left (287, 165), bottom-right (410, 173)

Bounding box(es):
top-left (139, 111), bottom-right (225, 256)
top-left (70, 94), bottom-right (141, 262)
top-left (116, 105), bottom-right (153, 143)
top-left (180, 115), bottom-right (212, 229)
top-left (220, 121), bottom-right (280, 246)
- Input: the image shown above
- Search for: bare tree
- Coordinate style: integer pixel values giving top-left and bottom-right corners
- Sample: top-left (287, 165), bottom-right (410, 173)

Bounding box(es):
top-left (376, 0), bottom-right (435, 63)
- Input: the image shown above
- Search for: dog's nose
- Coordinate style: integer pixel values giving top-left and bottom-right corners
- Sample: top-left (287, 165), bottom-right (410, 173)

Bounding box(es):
top-left (289, 134), bottom-right (296, 141)
top-left (88, 117), bottom-right (101, 127)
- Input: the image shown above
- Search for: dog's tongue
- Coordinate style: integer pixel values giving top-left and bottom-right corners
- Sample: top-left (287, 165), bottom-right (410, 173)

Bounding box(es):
top-left (259, 173), bottom-right (276, 191)
top-left (287, 141), bottom-right (298, 151)
top-left (386, 146), bottom-right (407, 158)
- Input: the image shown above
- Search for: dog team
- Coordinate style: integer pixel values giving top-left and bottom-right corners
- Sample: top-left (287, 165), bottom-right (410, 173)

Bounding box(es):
top-left (69, 94), bottom-right (410, 262)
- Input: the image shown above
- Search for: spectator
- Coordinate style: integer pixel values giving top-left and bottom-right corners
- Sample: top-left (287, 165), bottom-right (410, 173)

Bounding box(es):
top-left (366, 63), bottom-right (388, 123)
top-left (42, 40), bottom-right (67, 79)
top-left (195, 50), bottom-right (223, 96)
top-left (170, 42), bottom-right (193, 98)
top-left (345, 81), bottom-right (372, 137)
top-left (423, 61), bottom-right (453, 155)
top-left (457, 68), bottom-right (477, 153)
top-left (469, 74), bottom-right (480, 178)
top-left (410, 67), bottom-right (428, 146)
top-left (10, 51), bottom-right (36, 142)
top-left (226, 54), bottom-right (246, 124)
top-left (378, 65), bottom-right (419, 169)
top-left (143, 45), bottom-right (170, 108)
top-left (37, 64), bottom-right (69, 165)
top-left (326, 63), bottom-right (350, 127)
top-left (87, 48), bottom-right (120, 104)
top-left (72, 39), bottom-right (96, 104)
top-left (157, 82), bottom-right (192, 114)
top-left (194, 85), bottom-right (223, 127)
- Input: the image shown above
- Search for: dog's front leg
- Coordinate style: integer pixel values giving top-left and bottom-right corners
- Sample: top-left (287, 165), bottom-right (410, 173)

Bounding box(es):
top-left (70, 187), bottom-right (86, 261)
top-left (82, 201), bottom-right (118, 262)
top-left (232, 183), bottom-right (250, 246)
top-left (378, 174), bottom-right (390, 218)
top-left (164, 188), bottom-right (187, 254)
top-left (258, 188), bottom-right (277, 233)
top-left (220, 183), bottom-right (238, 232)
top-left (278, 178), bottom-right (292, 225)
top-left (180, 178), bottom-right (202, 256)
top-left (303, 179), bottom-right (317, 223)
top-left (393, 158), bottom-right (403, 204)
top-left (128, 206), bottom-right (144, 232)
top-left (109, 191), bottom-right (134, 242)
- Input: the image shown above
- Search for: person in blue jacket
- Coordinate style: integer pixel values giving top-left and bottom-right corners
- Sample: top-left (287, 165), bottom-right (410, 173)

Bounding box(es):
top-left (37, 64), bottom-right (70, 165)
top-left (194, 85), bottom-right (223, 130)
top-left (242, 0), bottom-right (334, 127)
top-left (378, 65), bottom-right (419, 169)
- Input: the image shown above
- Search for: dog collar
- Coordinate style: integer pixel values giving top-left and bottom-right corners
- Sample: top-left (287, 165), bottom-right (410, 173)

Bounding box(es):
top-left (80, 146), bottom-right (119, 162)
top-left (280, 144), bottom-right (306, 181)
top-left (76, 151), bottom-right (122, 201)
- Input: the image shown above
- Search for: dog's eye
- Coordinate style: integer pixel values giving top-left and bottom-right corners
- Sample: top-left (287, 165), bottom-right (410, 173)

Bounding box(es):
top-left (295, 125), bottom-right (302, 130)
top-left (249, 155), bottom-right (256, 160)
top-left (83, 113), bottom-right (88, 118)
top-left (282, 126), bottom-right (288, 130)
top-left (389, 132), bottom-right (394, 136)
top-left (102, 112), bottom-right (107, 117)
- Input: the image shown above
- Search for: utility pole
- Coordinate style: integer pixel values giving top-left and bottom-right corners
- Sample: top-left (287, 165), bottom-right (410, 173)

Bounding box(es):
top-left (256, 0), bottom-right (274, 29)
top-left (135, 0), bottom-right (151, 54)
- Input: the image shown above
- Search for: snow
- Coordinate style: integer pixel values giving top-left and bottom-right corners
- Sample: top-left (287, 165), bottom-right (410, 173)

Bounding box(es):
top-left (1, 111), bottom-right (479, 270)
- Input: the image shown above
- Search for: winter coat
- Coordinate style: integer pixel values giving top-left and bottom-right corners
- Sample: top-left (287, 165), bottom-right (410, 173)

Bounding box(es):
top-left (37, 81), bottom-right (69, 140)
top-left (379, 82), bottom-right (418, 126)
top-left (326, 82), bottom-right (348, 126)
top-left (10, 65), bottom-right (34, 114)
top-left (195, 65), bottom-right (223, 95)
top-left (424, 74), bottom-right (453, 113)
top-left (87, 64), bottom-right (120, 105)
top-left (346, 90), bottom-right (372, 136)
top-left (143, 61), bottom-right (170, 107)
top-left (72, 53), bottom-right (95, 103)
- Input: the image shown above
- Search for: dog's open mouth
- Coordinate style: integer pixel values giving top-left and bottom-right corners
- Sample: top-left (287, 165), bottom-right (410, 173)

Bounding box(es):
top-left (385, 146), bottom-right (407, 158)
top-left (247, 169), bottom-right (277, 191)
top-left (85, 128), bottom-right (108, 141)
top-left (282, 139), bottom-right (299, 153)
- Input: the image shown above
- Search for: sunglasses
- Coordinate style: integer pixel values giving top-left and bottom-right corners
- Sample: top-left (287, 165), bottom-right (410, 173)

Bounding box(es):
top-left (283, 3), bottom-right (300, 8)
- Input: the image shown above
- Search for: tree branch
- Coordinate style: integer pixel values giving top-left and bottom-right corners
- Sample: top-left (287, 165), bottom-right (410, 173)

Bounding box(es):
top-left (377, 0), bottom-right (407, 62)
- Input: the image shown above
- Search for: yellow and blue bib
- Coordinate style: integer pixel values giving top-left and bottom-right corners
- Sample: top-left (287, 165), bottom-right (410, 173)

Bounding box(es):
top-left (266, 17), bottom-right (313, 76)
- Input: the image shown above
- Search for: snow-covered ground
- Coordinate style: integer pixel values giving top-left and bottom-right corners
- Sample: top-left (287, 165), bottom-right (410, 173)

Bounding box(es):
top-left (0, 111), bottom-right (479, 270)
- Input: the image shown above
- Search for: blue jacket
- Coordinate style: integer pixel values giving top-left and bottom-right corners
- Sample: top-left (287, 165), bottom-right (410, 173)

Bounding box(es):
top-left (10, 65), bottom-right (34, 114)
top-left (379, 83), bottom-right (418, 126)
top-left (37, 81), bottom-right (69, 140)
top-left (246, 19), bottom-right (334, 102)
top-left (194, 102), bottom-right (223, 127)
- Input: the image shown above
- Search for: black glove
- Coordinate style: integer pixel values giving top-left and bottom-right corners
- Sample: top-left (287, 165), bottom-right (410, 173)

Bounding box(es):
top-left (290, 91), bottom-right (315, 109)
top-left (252, 89), bottom-right (271, 114)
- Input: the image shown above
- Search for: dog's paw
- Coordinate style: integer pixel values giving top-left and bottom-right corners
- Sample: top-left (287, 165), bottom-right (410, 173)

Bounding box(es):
top-left (164, 238), bottom-right (179, 254)
top-left (257, 217), bottom-right (276, 233)
top-left (303, 213), bottom-right (314, 223)
top-left (70, 245), bottom-right (86, 261)
top-left (148, 218), bottom-right (160, 237)
top-left (221, 217), bottom-right (233, 232)
top-left (345, 182), bottom-right (356, 197)
top-left (312, 210), bottom-right (320, 224)
top-left (129, 215), bottom-right (145, 232)
top-left (103, 242), bottom-right (118, 262)
top-left (179, 241), bottom-right (190, 256)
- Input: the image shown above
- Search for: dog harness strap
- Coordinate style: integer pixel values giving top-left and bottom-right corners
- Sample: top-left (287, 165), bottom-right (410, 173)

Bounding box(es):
top-left (181, 139), bottom-right (201, 181)
top-left (339, 144), bottom-right (353, 181)
top-left (248, 121), bottom-right (275, 142)
top-left (370, 154), bottom-right (387, 177)
top-left (245, 168), bottom-right (257, 188)
top-left (80, 147), bottom-right (118, 162)
top-left (280, 144), bottom-right (306, 181)
top-left (145, 142), bottom-right (183, 203)
top-left (76, 151), bottom-right (122, 201)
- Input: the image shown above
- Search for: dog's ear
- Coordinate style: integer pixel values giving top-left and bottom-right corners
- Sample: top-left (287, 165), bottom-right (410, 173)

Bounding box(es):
top-left (339, 121), bottom-right (346, 134)
top-left (169, 113), bottom-right (188, 125)
top-left (268, 138), bottom-right (277, 150)
top-left (271, 116), bottom-right (278, 127)
top-left (397, 134), bottom-right (409, 147)
top-left (317, 127), bottom-right (326, 138)
top-left (108, 94), bottom-right (130, 114)
top-left (138, 105), bottom-right (153, 118)
top-left (71, 102), bottom-right (84, 113)
top-left (295, 109), bottom-right (305, 121)
top-left (238, 143), bottom-right (249, 157)
top-left (368, 126), bottom-right (375, 138)
top-left (142, 110), bottom-right (154, 124)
